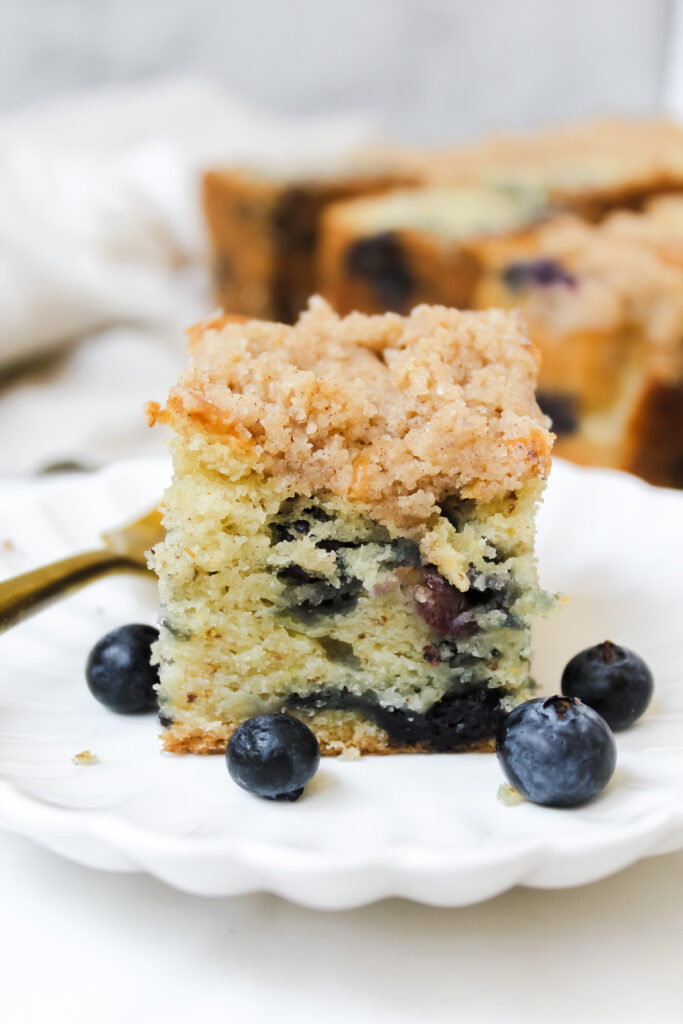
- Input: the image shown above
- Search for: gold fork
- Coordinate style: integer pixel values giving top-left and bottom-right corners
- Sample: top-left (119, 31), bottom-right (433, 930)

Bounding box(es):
top-left (0, 508), bottom-right (164, 634)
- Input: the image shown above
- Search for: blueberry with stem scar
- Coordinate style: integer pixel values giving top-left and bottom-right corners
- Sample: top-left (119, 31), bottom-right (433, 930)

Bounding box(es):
top-left (561, 641), bottom-right (654, 731)
top-left (496, 695), bottom-right (616, 807)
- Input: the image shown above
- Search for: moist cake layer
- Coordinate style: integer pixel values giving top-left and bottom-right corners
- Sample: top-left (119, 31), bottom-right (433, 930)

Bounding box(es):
top-left (148, 300), bottom-right (553, 755)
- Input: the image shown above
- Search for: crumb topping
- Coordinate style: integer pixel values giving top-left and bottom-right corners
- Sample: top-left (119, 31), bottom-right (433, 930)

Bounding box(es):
top-left (154, 299), bottom-right (550, 530)
top-left (605, 194), bottom-right (683, 268)
top-left (417, 117), bottom-right (683, 192)
top-left (479, 216), bottom-right (683, 382)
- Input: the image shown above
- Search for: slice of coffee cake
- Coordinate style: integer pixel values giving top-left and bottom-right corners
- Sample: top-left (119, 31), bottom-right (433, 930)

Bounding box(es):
top-left (473, 214), bottom-right (683, 487)
top-left (147, 299), bottom-right (553, 755)
top-left (319, 183), bottom-right (552, 316)
top-left (203, 163), bottom-right (419, 323)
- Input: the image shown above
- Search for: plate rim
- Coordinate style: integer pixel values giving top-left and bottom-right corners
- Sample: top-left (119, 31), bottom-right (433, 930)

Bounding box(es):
top-left (1, 456), bottom-right (682, 907)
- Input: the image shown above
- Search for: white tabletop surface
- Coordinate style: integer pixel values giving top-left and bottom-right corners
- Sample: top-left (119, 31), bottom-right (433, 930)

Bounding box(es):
top-left (2, 831), bottom-right (682, 1023)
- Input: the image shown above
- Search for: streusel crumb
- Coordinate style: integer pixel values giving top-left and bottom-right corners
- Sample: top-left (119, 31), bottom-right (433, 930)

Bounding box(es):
top-left (153, 298), bottom-right (550, 531)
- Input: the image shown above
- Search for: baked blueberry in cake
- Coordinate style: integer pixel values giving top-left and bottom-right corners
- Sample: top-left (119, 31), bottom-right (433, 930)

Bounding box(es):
top-left (319, 183), bottom-right (552, 316)
top-left (146, 298), bottom-right (554, 755)
top-left (473, 214), bottom-right (683, 487)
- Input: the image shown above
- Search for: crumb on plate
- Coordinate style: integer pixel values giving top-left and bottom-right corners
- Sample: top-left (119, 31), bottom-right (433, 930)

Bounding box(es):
top-left (72, 750), bottom-right (99, 766)
top-left (497, 782), bottom-right (524, 806)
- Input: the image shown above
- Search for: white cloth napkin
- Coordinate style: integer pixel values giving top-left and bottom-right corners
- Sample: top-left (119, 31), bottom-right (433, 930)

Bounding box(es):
top-left (0, 78), bottom-right (374, 474)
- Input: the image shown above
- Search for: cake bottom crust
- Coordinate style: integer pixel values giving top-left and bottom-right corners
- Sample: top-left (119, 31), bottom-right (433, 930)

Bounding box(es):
top-left (161, 710), bottom-right (496, 757)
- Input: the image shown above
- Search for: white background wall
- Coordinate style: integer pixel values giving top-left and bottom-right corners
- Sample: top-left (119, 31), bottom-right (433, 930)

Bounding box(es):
top-left (0, 0), bottom-right (674, 140)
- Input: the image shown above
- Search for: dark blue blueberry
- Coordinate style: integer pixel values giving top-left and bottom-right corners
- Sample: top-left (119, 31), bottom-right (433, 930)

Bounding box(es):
top-left (423, 686), bottom-right (508, 749)
top-left (536, 391), bottom-right (579, 436)
top-left (503, 258), bottom-right (577, 291)
top-left (346, 231), bottom-right (414, 311)
top-left (316, 538), bottom-right (360, 552)
top-left (561, 641), bottom-right (654, 731)
top-left (85, 624), bottom-right (159, 714)
top-left (277, 564), bottom-right (362, 620)
top-left (302, 505), bottom-right (333, 523)
top-left (269, 522), bottom-right (295, 543)
top-left (296, 573), bottom-right (362, 619)
top-left (277, 564), bottom-right (322, 585)
top-left (226, 713), bottom-right (320, 800)
top-left (268, 503), bottom-right (333, 544)
top-left (287, 685), bottom-right (507, 751)
top-left (496, 696), bottom-right (616, 807)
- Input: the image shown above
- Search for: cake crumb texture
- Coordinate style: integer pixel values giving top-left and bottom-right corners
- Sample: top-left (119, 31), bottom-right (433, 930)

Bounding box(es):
top-left (72, 750), bottom-right (98, 766)
top-left (157, 298), bottom-right (551, 531)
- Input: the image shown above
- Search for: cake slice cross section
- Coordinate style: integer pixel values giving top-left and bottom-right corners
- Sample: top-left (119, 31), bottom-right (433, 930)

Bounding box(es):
top-left (147, 298), bottom-right (553, 755)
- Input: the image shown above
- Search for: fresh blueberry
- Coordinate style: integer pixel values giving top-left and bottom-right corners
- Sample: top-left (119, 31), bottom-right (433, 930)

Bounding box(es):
top-left (85, 624), bottom-right (159, 713)
top-left (226, 713), bottom-right (320, 801)
top-left (561, 641), bottom-right (654, 731)
top-left (496, 696), bottom-right (616, 807)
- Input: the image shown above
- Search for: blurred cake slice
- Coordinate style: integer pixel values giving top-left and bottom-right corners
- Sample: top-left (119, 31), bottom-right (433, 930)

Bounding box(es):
top-left (604, 193), bottom-right (683, 268)
top-left (318, 182), bottom-right (552, 315)
top-left (202, 162), bottom-right (420, 323)
top-left (147, 298), bottom-right (553, 755)
top-left (473, 214), bottom-right (683, 487)
top-left (417, 117), bottom-right (683, 220)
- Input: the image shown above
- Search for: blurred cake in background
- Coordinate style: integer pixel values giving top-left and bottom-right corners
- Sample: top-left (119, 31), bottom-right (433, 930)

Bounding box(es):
top-left (603, 193), bottom-right (683, 268)
top-left (202, 162), bottom-right (420, 322)
top-left (317, 183), bottom-right (552, 315)
top-left (473, 214), bottom-right (683, 487)
top-left (200, 117), bottom-right (683, 488)
top-left (405, 117), bottom-right (683, 219)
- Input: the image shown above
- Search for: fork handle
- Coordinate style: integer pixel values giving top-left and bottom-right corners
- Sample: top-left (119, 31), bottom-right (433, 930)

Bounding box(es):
top-left (0, 550), bottom-right (140, 634)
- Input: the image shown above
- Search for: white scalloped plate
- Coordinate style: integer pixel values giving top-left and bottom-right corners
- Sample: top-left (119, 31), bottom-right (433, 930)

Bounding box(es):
top-left (0, 457), bottom-right (681, 908)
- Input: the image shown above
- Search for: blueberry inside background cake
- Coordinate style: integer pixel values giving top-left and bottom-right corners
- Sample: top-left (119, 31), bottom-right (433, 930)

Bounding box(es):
top-left (147, 299), bottom-right (554, 756)
top-left (472, 212), bottom-right (683, 487)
